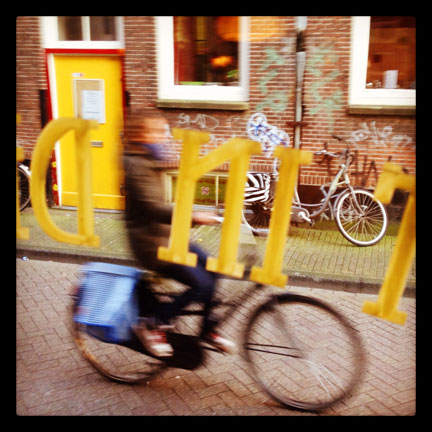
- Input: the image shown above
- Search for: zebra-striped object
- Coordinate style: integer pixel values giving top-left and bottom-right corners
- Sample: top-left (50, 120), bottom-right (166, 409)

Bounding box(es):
top-left (244, 172), bottom-right (272, 203)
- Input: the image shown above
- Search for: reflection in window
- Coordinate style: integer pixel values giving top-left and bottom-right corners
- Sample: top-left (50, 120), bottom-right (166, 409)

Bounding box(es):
top-left (58, 16), bottom-right (117, 42)
top-left (174, 16), bottom-right (239, 86)
top-left (58, 16), bottom-right (83, 41)
top-left (366, 16), bottom-right (416, 89)
top-left (90, 17), bottom-right (116, 41)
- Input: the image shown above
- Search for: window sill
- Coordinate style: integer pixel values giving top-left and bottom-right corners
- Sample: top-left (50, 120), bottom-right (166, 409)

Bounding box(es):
top-left (347, 105), bottom-right (416, 116)
top-left (157, 99), bottom-right (250, 111)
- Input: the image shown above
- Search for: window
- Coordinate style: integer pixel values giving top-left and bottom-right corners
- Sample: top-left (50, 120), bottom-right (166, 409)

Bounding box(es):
top-left (156, 16), bottom-right (250, 109)
top-left (41, 16), bottom-right (124, 49)
top-left (174, 17), bottom-right (239, 86)
top-left (58, 17), bottom-right (83, 40)
top-left (166, 172), bottom-right (227, 207)
top-left (349, 16), bottom-right (415, 113)
top-left (366, 17), bottom-right (415, 90)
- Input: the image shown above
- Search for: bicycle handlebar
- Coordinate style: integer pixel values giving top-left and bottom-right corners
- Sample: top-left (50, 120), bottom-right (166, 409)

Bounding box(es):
top-left (314, 135), bottom-right (353, 160)
top-left (314, 149), bottom-right (340, 158)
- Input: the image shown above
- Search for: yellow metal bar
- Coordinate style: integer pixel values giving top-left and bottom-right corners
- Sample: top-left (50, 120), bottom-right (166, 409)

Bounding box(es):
top-left (158, 129), bottom-right (211, 267)
top-left (362, 163), bottom-right (416, 325)
top-left (206, 146), bottom-right (257, 278)
top-left (251, 147), bottom-right (313, 287)
top-left (29, 118), bottom-right (100, 247)
top-left (158, 128), bottom-right (261, 278)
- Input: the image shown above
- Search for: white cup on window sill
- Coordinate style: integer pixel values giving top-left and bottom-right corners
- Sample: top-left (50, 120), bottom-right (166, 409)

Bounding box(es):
top-left (383, 70), bottom-right (399, 89)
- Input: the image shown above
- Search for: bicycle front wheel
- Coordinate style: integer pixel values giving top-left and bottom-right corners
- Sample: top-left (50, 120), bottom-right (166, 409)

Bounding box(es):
top-left (243, 293), bottom-right (365, 411)
top-left (335, 188), bottom-right (387, 246)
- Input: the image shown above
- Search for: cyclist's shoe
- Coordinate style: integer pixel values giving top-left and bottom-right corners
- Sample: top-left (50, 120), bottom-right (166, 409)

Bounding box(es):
top-left (133, 318), bottom-right (174, 358)
top-left (202, 332), bottom-right (237, 355)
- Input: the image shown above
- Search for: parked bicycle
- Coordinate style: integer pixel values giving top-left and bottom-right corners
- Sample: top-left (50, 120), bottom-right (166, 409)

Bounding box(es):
top-left (17, 161), bottom-right (31, 211)
top-left (72, 261), bottom-right (365, 412)
top-left (243, 113), bottom-right (388, 247)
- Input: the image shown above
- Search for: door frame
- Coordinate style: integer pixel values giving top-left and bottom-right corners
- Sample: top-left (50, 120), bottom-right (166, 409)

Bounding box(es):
top-left (44, 48), bottom-right (126, 206)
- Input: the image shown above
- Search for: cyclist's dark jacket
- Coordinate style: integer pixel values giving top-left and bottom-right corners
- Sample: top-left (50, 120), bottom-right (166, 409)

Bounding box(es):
top-left (123, 144), bottom-right (173, 271)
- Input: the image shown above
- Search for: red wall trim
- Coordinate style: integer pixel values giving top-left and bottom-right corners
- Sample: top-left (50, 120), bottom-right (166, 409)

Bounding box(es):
top-left (45, 48), bottom-right (125, 56)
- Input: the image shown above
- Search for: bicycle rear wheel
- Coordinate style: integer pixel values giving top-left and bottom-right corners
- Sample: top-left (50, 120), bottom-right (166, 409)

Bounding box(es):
top-left (243, 293), bottom-right (365, 411)
top-left (72, 298), bottom-right (164, 384)
top-left (242, 202), bottom-right (272, 236)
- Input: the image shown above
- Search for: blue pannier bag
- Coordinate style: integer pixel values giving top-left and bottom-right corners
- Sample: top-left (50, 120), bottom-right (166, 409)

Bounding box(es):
top-left (73, 262), bottom-right (141, 344)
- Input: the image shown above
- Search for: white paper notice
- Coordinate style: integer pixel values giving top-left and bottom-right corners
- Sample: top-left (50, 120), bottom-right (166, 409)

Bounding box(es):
top-left (82, 90), bottom-right (104, 123)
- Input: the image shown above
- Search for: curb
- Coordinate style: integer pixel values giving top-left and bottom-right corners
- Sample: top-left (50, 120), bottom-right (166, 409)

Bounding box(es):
top-left (16, 246), bottom-right (416, 299)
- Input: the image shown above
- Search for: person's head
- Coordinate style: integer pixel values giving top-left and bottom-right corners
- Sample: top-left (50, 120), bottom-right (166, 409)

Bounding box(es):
top-left (124, 109), bottom-right (169, 145)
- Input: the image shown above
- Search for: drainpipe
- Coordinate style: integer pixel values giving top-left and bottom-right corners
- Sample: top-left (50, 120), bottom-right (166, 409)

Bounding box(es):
top-left (293, 16), bottom-right (307, 150)
top-left (289, 17), bottom-right (307, 203)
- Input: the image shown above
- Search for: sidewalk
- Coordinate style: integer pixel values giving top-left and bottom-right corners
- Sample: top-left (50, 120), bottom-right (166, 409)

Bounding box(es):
top-left (16, 258), bottom-right (416, 415)
top-left (16, 209), bottom-right (417, 415)
top-left (16, 207), bottom-right (416, 295)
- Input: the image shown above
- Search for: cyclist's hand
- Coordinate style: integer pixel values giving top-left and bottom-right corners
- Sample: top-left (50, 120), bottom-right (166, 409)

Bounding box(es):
top-left (192, 211), bottom-right (221, 225)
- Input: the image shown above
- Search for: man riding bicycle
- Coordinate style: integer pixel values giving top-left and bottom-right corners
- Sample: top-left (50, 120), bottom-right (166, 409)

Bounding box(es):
top-left (122, 109), bottom-right (236, 358)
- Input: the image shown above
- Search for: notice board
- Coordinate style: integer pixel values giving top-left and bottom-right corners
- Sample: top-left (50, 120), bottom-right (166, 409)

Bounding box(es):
top-left (73, 79), bottom-right (105, 124)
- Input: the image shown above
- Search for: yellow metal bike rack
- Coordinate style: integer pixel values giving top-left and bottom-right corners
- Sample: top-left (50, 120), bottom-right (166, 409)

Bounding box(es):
top-left (158, 128), bottom-right (313, 287)
top-left (29, 118), bottom-right (100, 247)
top-left (362, 163), bottom-right (415, 325)
top-left (19, 119), bottom-right (415, 325)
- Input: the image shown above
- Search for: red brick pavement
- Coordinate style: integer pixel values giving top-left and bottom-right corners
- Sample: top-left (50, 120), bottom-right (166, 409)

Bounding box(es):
top-left (16, 258), bottom-right (415, 416)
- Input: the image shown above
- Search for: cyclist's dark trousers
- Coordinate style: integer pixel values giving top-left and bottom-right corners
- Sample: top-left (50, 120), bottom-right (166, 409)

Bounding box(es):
top-left (154, 243), bottom-right (219, 336)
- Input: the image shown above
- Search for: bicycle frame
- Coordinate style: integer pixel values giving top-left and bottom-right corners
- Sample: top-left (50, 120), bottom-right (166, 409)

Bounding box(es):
top-left (268, 149), bottom-right (354, 223)
top-left (297, 156), bottom-right (354, 221)
top-left (247, 114), bottom-right (371, 225)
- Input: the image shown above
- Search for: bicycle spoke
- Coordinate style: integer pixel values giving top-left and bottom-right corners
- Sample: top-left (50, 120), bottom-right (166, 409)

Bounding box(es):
top-left (336, 189), bottom-right (387, 246)
top-left (304, 359), bottom-right (346, 399)
top-left (244, 342), bottom-right (302, 358)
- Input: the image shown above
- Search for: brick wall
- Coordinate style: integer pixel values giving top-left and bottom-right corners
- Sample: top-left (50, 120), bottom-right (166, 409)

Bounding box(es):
top-left (17, 16), bottom-right (416, 189)
top-left (123, 16), bottom-right (158, 109)
top-left (16, 17), bottom-right (47, 160)
top-left (123, 16), bottom-right (415, 189)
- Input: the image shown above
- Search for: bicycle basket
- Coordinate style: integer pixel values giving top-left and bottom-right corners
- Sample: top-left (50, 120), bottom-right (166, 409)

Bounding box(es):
top-left (73, 262), bottom-right (141, 344)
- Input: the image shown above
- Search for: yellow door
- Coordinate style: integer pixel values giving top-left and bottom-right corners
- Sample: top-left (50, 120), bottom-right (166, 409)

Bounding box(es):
top-left (53, 55), bottom-right (124, 210)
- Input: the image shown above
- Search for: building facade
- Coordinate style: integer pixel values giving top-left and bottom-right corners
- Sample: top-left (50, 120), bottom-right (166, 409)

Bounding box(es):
top-left (16, 16), bottom-right (415, 212)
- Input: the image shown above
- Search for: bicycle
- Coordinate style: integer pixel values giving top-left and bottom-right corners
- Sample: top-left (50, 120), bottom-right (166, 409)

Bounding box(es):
top-left (72, 261), bottom-right (366, 412)
top-left (17, 162), bottom-right (31, 211)
top-left (243, 113), bottom-right (388, 247)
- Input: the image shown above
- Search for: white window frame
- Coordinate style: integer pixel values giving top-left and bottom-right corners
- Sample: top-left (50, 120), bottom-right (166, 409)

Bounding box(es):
top-left (349, 16), bottom-right (415, 110)
top-left (156, 16), bottom-right (250, 103)
top-left (40, 16), bottom-right (124, 49)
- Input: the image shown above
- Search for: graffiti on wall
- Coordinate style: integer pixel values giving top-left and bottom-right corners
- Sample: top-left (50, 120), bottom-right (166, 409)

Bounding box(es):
top-left (256, 47), bottom-right (288, 113)
top-left (315, 120), bottom-right (414, 186)
top-left (307, 43), bottom-right (343, 133)
top-left (175, 113), bottom-right (247, 148)
top-left (177, 113), bottom-right (220, 131)
top-left (348, 121), bottom-right (414, 151)
top-left (350, 152), bottom-right (378, 187)
top-left (315, 142), bottom-right (378, 187)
